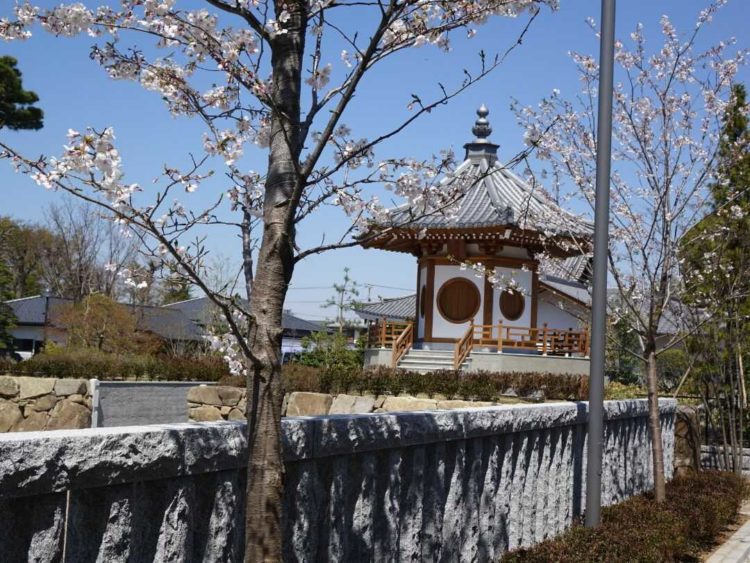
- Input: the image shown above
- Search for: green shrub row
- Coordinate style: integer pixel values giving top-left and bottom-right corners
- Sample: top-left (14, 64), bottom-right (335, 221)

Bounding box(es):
top-left (502, 471), bottom-right (748, 563)
top-left (3, 349), bottom-right (231, 381)
top-left (219, 364), bottom-right (589, 401)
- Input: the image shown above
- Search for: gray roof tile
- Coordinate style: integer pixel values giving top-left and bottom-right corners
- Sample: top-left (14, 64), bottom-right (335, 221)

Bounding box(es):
top-left (388, 158), bottom-right (594, 239)
top-left (354, 294), bottom-right (417, 321)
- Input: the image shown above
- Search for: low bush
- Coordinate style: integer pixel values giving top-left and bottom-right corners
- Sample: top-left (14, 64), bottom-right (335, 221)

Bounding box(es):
top-left (5, 348), bottom-right (231, 381)
top-left (217, 365), bottom-right (587, 401)
top-left (0, 355), bottom-right (15, 373)
top-left (604, 381), bottom-right (646, 400)
top-left (502, 471), bottom-right (748, 563)
top-left (264, 365), bottom-right (587, 400)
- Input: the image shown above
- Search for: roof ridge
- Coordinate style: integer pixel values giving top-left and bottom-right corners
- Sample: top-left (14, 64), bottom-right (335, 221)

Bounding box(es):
top-left (5, 294), bottom-right (43, 302)
top-left (163, 296), bottom-right (207, 307)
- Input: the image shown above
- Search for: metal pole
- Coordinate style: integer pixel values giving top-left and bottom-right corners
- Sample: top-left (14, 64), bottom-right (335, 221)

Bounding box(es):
top-left (585, 0), bottom-right (616, 528)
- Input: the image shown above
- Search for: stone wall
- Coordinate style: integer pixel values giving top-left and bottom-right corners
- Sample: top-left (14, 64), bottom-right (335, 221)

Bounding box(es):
top-left (0, 399), bottom-right (676, 561)
top-left (702, 445), bottom-right (750, 475)
top-left (0, 376), bottom-right (91, 432)
top-left (187, 385), bottom-right (500, 421)
top-left (674, 405), bottom-right (701, 477)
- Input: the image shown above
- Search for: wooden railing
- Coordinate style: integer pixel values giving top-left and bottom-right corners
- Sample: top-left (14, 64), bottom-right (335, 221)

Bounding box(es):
top-left (463, 322), bottom-right (589, 357)
top-left (391, 322), bottom-right (414, 368)
top-left (368, 319), bottom-right (413, 349)
top-left (368, 319), bottom-right (589, 371)
top-left (454, 321), bottom-right (475, 369)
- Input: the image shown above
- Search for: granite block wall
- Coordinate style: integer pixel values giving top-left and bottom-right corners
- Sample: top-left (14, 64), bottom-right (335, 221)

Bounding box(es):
top-left (0, 399), bottom-right (676, 562)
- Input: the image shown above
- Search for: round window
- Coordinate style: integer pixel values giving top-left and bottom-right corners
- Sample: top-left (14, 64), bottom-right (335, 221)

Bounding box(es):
top-left (500, 290), bottom-right (525, 321)
top-left (437, 278), bottom-right (480, 324)
top-left (420, 284), bottom-right (427, 318)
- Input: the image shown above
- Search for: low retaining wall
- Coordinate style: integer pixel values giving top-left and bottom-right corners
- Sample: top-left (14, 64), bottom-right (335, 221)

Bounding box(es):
top-left (469, 352), bottom-right (590, 375)
top-left (363, 349), bottom-right (590, 375)
top-left (0, 399), bottom-right (675, 561)
top-left (188, 386), bottom-right (502, 422)
top-left (701, 445), bottom-right (750, 475)
top-left (0, 376), bottom-right (91, 432)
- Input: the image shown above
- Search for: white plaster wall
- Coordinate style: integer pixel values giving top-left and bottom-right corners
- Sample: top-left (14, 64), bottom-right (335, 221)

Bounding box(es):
top-left (537, 294), bottom-right (585, 330)
top-left (417, 265), bottom-right (427, 340)
top-left (432, 265), bottom-right (484, 339)
top-left (491, 266), bottom-right (533, 328)
top-left (10, 326), bottom-right (66, 346)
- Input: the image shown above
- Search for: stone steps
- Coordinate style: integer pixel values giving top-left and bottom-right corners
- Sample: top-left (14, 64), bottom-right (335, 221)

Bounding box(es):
top-left (396, 349), bottom-right (469, 373)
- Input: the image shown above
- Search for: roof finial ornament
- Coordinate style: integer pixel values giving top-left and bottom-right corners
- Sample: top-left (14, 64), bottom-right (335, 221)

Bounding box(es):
top-left (472, 104), bottom-right (492, 142)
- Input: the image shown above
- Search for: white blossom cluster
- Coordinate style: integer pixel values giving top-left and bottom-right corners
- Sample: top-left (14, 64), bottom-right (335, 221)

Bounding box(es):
top-left (30, 128), bottom-right (139, 207)
top-left (512, 0), bottom-right (747, 332)
top-left (0, 0), bottom-right (561, 367)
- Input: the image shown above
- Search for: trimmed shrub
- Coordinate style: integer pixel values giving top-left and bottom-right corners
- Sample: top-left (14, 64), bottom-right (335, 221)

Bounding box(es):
top-left (605, 381), bottom-right (646, 400)
top-left (7, 348), bottom-right (231, 381)
top-left (276, 365), bottom-right (588, 401)
top-left (502, 471), bottom-right (748, 563)
top-left (195, 364), bottom-right (590, 403)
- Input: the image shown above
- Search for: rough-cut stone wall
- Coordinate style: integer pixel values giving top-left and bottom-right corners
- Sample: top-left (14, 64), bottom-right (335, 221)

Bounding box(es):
top-left (0, 376), bottom-right (91, 432)
top-left (674, 405), bottom-right (701, 477)
top-left (0, 399), bottom-right (676, 562)
top-left (701, 445), bottom-right (750, 475)
top-left (188, 386), bottom-right (505, 421)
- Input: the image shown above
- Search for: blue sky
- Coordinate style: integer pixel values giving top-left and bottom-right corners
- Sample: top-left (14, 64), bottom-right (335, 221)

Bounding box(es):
top-left (1, 0), bottom-right (748, 321)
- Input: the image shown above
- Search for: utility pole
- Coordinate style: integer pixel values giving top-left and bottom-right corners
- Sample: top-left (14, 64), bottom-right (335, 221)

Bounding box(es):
top-left (585, 0), bottom-right (616, 528)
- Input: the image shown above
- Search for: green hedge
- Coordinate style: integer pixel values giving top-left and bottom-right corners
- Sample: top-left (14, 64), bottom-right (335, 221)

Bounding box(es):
top-left (502, 471), bottom-right (748, 563)
top-left (219, 365), bottom-right (589, 401)
top-left (4, 349), bottom-right (231, 381)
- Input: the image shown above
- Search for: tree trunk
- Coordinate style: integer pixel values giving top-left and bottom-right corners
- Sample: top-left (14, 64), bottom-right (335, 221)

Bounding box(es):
top-left (646, 348), bottom-right (666, 502)
top-left (243, 3), bottom-right (306, 561)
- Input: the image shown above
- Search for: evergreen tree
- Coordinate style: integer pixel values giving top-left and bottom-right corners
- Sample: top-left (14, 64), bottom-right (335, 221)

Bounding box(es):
top-left (679, 83), bottom-right (750, 473)
top-left (0, 56), bottom-right (43, 130)
top-left (0, 260), bottom-right (15, 350)
top-left (161, 277), bottom-right (193, 304)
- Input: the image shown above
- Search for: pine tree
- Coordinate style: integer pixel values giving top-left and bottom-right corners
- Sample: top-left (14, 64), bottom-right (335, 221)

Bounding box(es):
top-left (0, 56), bottom-right (43, 130)
top-left (161, 277), bottom-right (193, 304)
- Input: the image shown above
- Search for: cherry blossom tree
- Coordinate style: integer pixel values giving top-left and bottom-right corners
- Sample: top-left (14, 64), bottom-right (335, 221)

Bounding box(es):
top-left (0, 0), bottom-right (556, 557)
top-left (513, 0), bottom-right (748, 502)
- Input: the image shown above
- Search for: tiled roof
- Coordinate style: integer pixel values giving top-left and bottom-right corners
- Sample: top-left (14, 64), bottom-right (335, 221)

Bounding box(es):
top-left (541, 255), bottom-right (593, 284)
top-left (6, 295), bottom-right (204, 341)
top-left (166, 296), bottom-right (322, 335)
top-left (354, 294), bottom-right (417, 321)
top-left (5, 295), bottom-right (59, 325)
top-left (381, 107), bottom-right (594, 241)
top-left (539, 278), bottom-right (591, 306)
top-left (389, 159), bottom-right (593, 240)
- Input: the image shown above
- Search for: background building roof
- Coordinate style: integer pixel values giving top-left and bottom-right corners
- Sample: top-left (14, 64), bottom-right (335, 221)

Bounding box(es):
top-left (354, 294), bottom-right (417, 322)
top-left (165, 296), bottom-right (322, 335)
top-left (6, 295), bottom-right (204, 341)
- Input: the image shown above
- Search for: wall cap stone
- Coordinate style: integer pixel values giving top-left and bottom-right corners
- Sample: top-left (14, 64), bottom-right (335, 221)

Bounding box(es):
top-left (0, 399), bottom-right (676, 500)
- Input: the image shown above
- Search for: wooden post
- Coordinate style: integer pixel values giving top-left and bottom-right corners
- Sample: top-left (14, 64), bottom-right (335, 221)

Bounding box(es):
top-left (497, 321), bottom-right (503, 354)
top-left (542, 323), bottom-right (548, 356)
top-left (380, 318), bottom-right (386, 348)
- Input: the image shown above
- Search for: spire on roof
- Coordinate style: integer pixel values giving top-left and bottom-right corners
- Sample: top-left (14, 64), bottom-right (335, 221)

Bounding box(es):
top-left (472, 104), bottom-right (492, 141)
top-left (464, 104), bottom-right (499, 163)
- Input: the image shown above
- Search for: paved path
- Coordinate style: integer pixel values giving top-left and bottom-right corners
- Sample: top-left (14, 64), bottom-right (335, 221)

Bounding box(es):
top-left (707, 501), bottom-right (750, 562)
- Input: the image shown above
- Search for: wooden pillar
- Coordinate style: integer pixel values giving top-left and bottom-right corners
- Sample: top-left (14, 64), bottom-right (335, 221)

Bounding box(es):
top-left (415, 262), bottom-right (422, 339)
top-left (483, 271), bottom-right (493, 327)
top-left (530, 268), bottom-right (539, 329)
top-left (425, 260), bottom-right (435, 341)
